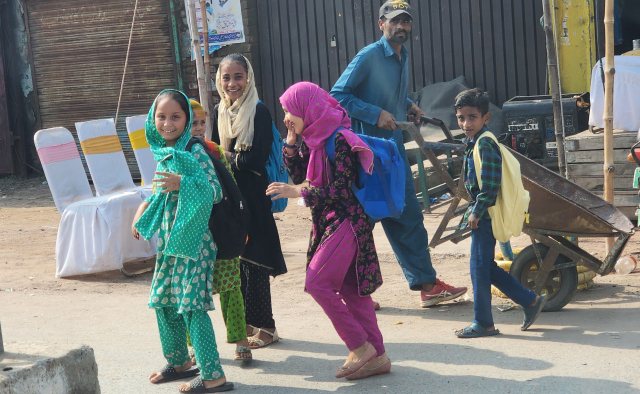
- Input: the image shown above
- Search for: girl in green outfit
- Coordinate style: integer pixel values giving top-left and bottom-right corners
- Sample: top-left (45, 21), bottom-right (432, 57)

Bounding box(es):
top-left (132, 90), bottom-right (234, 393)
top-left (189, 99), bottom-right (251, 362)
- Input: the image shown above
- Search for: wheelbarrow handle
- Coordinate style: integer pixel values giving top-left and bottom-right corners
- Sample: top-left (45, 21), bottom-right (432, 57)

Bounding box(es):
top-left (419, 115), bottom-right (456, 142)
top-left (420, 115), bottom-right (445, 127)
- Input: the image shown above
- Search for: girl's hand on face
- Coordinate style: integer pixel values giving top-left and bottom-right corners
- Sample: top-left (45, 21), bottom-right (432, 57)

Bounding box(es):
top-left (285, 119), bottom-right (297, 146)
top-left (153, 171), bottom-right (182, 193)
top-left (266, 182), bottom-right (302, 200)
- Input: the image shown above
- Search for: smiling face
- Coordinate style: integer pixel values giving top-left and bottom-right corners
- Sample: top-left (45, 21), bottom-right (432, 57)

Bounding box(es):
top-left (379, 14), bottom-right (412, 44)
top-left (282, 108), bottom-right (304, 135)
top-left (191, 114), bottom-right (206, 137)
top-left (456, 106), bottom-right (491, 140)
top-left (219, 61), bottom-right (248, 104)
top-left (155, 97), bottom-right (187, 146)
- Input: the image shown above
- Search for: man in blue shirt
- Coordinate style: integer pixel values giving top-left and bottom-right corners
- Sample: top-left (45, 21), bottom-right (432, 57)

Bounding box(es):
top-left (331, 0), bottom-right (467, 308)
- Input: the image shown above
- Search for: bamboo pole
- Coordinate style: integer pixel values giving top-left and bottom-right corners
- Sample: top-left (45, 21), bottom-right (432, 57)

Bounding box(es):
top-left (542, 0), bottom-right (567, 178)
top-left (199, 0), bottom-right (214, 140)
top-left (187, 0), bottom-right (209, 135)
top-left (114, 0), bottom-right (139, 129)
top-left (603, 0), bottom-right (615, 251)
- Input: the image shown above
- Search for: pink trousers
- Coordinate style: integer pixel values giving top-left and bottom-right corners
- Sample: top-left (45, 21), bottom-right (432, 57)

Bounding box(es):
top-left (305, 220), bottom-right (385, 356)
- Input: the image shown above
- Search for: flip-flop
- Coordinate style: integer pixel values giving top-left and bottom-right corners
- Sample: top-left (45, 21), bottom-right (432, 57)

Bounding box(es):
top-left (151, 365), bottom-right (199, 384)
top-left (234, 346), bottom-right (253, 362)
top-left (455, 322), bottom-right (500, 338)
top-left (522, 294), bottom-right (548, 331)
top-left (178, 377), bottom-right (234, 393)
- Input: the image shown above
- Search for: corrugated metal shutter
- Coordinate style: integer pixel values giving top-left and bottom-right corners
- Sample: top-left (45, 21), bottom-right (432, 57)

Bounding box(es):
top-left (258, 0), bottom-right (547, 132)
top-left (26, 0), bottom-right (177, 179)
top-left (0, 34), bottom-right (13, 174)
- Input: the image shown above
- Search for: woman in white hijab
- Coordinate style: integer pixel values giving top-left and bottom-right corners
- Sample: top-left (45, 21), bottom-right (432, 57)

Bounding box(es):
top-left (212, 54), bottom-right (287, 349)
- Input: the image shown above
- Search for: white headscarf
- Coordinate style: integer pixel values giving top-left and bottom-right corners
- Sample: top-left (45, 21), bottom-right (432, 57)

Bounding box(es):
top-left (216, 55), bottom-right (260, 152)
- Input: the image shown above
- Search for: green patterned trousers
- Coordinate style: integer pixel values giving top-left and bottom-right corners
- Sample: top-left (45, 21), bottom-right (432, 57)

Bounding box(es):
top-left (220, 288), bottom-right (248, 343)
top-left (156, 307), bottom-right (224, 380)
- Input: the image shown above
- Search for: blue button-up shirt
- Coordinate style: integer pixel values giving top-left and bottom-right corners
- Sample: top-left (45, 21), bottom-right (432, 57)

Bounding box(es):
top-left (330, 36), bottom-right (412, 141)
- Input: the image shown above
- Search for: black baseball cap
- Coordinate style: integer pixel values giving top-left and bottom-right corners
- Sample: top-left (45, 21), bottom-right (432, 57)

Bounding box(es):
top-left (379, 0), bottom-right (412, 20)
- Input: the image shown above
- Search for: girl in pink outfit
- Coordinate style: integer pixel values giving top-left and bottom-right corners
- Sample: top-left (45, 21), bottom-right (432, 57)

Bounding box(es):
top-left (266, 82), bottom-right (391, 380)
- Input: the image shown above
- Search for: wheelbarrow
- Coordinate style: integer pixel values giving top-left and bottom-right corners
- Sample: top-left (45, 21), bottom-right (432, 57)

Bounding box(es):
top-left (399, 119), bottom-right (635, 311)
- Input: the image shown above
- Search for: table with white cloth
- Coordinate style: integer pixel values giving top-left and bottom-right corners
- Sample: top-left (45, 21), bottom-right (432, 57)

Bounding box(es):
top-left (589, 56), bottom-right (640, 133)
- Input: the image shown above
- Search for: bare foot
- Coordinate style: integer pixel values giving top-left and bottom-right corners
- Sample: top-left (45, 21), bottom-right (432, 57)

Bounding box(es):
top-left (529, 295), bottom-right (540, 307)
top-left (373, 301), bottom-right (381, 310)
top-left (149, 359), bottom-right (194, 383)
top-left (178, 376), bottom-right (227, 392)
top-left (343, 343), bottom-right (369, 367)
top-left (246, 324), bottom-right (258, 336)
top-left (422, 283), bottom-right (435, 292)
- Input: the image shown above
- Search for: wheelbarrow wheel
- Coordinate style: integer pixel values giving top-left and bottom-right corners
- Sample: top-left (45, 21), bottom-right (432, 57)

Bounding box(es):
top-left (509, 244), bottom-right (578, 312)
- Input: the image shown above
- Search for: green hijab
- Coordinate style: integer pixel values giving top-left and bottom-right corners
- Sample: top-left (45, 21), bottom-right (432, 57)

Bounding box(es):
top-left (134, 89), bottom-right (214, 261)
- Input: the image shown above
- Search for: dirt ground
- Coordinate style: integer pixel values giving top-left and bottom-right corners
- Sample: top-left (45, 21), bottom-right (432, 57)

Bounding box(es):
top-left (1, 176), bottom-right (640, 393)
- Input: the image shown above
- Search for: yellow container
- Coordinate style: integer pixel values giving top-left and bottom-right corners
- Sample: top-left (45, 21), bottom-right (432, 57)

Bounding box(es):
top-left (577, 280), bottom-right (594, 291)
top-left (495, 248), bottom-right (523, 261)
top-left (578, 270), bottom-right (596, 284)
top-left (550, 0), bottom-right (597, 94)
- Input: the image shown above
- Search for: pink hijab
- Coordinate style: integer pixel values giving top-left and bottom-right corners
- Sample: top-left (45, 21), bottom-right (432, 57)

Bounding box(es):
top-left (279, 82), bottom-right (373, 187)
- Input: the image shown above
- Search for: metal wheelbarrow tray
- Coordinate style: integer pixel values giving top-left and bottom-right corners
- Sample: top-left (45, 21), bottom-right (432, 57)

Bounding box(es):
top-left (427, 143), bottom-right (635, 311)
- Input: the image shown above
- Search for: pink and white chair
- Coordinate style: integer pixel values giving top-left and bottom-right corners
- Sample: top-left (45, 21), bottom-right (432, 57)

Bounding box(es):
top-left (35, 127), bottom-right (156, 278)
top-left (34, 127), bottom-right (93, 213)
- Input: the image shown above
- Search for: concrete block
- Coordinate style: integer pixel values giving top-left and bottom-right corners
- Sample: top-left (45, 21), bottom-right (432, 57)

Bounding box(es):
top-left (0, 346), bottom-right (100, 394)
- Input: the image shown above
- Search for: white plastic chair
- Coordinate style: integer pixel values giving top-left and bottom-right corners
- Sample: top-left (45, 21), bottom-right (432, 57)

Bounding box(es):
top-left (75, 118), bottom-right (138, 196)
top-left (125, 115), bottom-right (157, 186)
top-left (34, 127), bottom-right (94, 213)
top-left (34, 127), bottom-right (156, 278)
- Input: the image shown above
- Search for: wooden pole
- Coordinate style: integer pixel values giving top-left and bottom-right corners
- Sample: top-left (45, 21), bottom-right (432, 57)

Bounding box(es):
top-left (114, 0), bottom-right (139, 129)
top-left (187, 0), bottom-right (209, 135)
top-left (603, 0), bottom-right (615, 251)
top-left (199, 0), bottom-right (214, 140)
top-left (542, 0), bottom-right (567, 178)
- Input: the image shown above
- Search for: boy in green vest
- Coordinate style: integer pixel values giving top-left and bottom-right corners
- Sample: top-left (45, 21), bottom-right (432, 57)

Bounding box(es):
top-left (454, 88), bottom-right (546, 338)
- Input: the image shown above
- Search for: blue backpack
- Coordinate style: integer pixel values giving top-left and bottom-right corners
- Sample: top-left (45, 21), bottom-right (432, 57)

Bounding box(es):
top-left (266, 120), bottom-right (288, 213)
top-left (326, 128), bottom-right (405, 221)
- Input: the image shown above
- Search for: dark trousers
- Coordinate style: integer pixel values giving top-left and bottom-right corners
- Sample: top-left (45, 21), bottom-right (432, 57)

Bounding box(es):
top-left (378, 129), bottom-right (436, 290)
top-left (240, 261), bottom-right (275, 328)
top-left (471, 219), bottom-right (537, 328)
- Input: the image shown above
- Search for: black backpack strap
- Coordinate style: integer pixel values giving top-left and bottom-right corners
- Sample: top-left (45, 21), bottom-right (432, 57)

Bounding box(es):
top-left (186, 136), bottom-right (206, 153)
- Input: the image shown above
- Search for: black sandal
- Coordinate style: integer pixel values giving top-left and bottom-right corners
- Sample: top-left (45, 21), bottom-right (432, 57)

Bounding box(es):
top-left (521, 294), bottom-right (548, 331)
top-left (151, 365), bottom-right (199, 384)
top-left (178, 377), bottom-right (234, 393)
